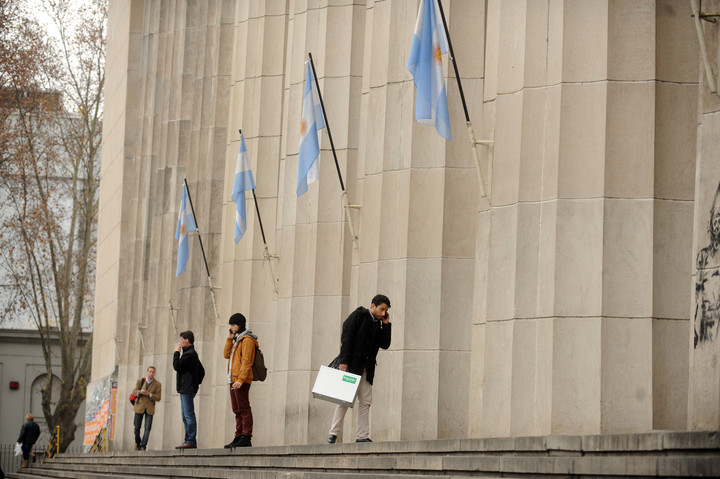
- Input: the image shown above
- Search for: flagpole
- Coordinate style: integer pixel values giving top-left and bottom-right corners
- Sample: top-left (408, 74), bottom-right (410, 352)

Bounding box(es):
top-left (435, 0), bottom-right (492, 199)
top-left (308, 52), bottom-right (344, 191)
top-left (307, 53), bottom-right (361, 247)
top-left (182, 178), bottom-right (221, 320)
top-left (239, 129), bottom-right (279, 293)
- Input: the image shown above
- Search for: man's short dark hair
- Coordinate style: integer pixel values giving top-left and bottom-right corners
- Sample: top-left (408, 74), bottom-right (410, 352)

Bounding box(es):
top-left (372, 294), bottom-right (391, 309)
top-left (180, 330), bottom-right (194, 344)
top-left (147, 366), bottom-right (156, 372)
top-left (229, 313), bottom-right (246, 330)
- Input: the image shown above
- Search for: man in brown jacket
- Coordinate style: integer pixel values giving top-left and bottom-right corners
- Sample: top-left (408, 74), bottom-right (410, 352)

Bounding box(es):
top-left (223, 313), bottom-right (257, 448)
top-left (133, 366), bottom-right (162, 450)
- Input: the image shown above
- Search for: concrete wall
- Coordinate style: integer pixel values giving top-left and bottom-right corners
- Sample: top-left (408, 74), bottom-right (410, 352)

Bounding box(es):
top-left (95, 0), bottom-right (709, 450)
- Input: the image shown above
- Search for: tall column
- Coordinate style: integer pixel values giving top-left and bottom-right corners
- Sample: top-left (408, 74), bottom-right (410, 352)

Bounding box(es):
top-left (212, 1), bottom-right (289, 447)
top-left (652, 0), bottom-right (696, 431)
top-left (470, 0), bottom-right (694, 437)
top-left (274, 1), bottom-right (365, 445)
top-left (689, 0), bottom-right (720, 431)
top-left (93, 0), bottom-right (144, 449)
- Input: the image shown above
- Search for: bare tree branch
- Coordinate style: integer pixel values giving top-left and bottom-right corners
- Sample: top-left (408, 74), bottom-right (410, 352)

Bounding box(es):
top-left (0, 0), bottom-right (104, 452)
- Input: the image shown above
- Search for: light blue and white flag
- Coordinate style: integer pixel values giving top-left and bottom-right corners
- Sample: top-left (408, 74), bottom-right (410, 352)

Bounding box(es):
top-left (407, 0), bottom-right (452, 140)
top-left (297, 61), bottom-right (326, 196)
top-left (231, 133), bottom-right (256, 243)
top-left (175, 184), bottom-right (197, 276)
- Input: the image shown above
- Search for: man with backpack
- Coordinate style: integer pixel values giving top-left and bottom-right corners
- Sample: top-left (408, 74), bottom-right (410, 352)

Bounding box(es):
top-left (223, 313), bottom-right (258, 448)
top-left (173, 330), bottom-right (204, 449)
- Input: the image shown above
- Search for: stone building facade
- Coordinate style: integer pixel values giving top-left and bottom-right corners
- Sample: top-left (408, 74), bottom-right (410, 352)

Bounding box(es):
top-left (94, 0), bottom-right (720, 450)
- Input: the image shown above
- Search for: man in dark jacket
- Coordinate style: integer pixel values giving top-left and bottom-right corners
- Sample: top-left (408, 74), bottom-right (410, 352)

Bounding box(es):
top-left (327, 294), bottom-right (391, 444)
top-left (173, 330), bottom-right (202, 449)
top-left (17, 413), bottom-right (40, 468)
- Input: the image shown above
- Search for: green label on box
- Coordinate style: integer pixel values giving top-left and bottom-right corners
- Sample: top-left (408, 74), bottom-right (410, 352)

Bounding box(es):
top-left (342, 375), bottom-right (357, 384)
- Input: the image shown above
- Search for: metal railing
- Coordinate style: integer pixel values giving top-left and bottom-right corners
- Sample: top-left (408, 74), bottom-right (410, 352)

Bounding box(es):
top-left (0, 443), bottom-right (56, 474)
top-left (1, 424), bottom-right (84, 474)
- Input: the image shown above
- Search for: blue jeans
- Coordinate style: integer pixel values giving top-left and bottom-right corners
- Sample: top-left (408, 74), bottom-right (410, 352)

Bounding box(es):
top-left (180, 393), bottom-right (197, 445)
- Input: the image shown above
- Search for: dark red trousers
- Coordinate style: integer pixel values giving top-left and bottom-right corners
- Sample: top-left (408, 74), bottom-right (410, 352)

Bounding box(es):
top-left (229, 383), bottom-right (253, 437)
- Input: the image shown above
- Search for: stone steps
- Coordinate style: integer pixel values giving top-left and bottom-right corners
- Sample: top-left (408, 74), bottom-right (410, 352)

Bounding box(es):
top-left (8, 431), bottom-right (720, 478)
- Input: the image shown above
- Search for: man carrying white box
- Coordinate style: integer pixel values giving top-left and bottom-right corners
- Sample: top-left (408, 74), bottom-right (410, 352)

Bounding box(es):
top-left (327, 294), bottom-right (392, 443)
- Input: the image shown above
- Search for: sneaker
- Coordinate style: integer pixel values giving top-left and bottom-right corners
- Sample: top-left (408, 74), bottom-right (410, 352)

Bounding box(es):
top-left (224, 437), bottom-right (239, 449)
top-left (327, 434), bottom-right (337, 444)
top-left (355, 438), bottom-right (372, 443)
top-left (237, 435), bottom-right (252, 447)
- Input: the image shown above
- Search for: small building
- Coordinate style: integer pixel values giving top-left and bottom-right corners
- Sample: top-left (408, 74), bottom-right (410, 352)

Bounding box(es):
top-left (0, 328), bottom-right (88, 451)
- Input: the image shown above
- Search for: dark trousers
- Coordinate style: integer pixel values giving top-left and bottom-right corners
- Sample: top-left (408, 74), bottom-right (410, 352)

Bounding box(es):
top-left (229, 383), bottom-right (252, 437)
top-left (21, 443), bottom-right (33, 461)
top-left (133, 412), bottom-right (153, 448)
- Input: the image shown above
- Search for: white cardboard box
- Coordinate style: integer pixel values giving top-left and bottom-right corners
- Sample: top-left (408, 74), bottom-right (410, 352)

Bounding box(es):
top-left (312, 365), bottom-right (361, 407)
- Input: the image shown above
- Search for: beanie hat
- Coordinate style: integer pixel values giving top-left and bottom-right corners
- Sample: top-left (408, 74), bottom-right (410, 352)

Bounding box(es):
top-left (229, 313), bottom-right (246, 329)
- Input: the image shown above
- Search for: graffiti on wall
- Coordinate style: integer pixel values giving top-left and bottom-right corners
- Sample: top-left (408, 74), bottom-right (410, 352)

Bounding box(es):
top-left (695, 182), bottom-right (720, 348)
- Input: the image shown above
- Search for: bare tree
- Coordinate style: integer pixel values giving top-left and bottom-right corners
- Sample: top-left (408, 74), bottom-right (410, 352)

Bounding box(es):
top-left (0, 0), bottom-right (105, 452)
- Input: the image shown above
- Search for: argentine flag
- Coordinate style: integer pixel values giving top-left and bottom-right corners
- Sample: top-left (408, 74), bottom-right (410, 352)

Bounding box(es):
top-left (231, 133), bottom-right (256, 243)
top-left (407, 0), bottom-right (452, 140)
top-left (297, 61), bottom-right (326, 196)
top-left (175, 184), bottom-right (197, 276)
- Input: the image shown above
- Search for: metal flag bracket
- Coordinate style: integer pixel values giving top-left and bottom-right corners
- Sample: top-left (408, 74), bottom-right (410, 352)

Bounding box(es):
top-left (168, 300), bottom-right (179, 336)
top-left (467, 124), bottom-right (494, 199)
top-left (691, 0), bottom-right (720, 96)
top-left (262, 245), bottom-right (280, 294)
top-left (342, 191), bottom-right (361, 249)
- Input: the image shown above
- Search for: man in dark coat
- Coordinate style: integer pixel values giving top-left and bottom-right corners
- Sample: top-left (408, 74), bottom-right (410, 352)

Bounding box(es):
top-left (327, 294), bottom-right (391, 443)
top-left (173, 330), bottom-right (203, 448)
top-left (17, 413), bottom-right (40, 468)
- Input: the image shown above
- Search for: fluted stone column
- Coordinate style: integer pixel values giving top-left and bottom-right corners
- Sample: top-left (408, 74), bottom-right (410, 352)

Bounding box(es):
top-left (210, 1), bottom-right (288, 447)
top-left (93, 0), bottom-right (145, 449)
top-left (469, 0), bottom-right (695, 437)
top-left (272, 1), bottom-right (365, 444)
top-left (689, 0), bottom-right (720, 431)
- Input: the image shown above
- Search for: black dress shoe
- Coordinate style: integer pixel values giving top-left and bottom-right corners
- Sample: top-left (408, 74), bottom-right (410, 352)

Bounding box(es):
top-left (175, 443), bottom-right (197, 449)
top-left (355, 438), bottom-right (372, 443)
top-left (236, 435), bottom-right (252, 447)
